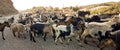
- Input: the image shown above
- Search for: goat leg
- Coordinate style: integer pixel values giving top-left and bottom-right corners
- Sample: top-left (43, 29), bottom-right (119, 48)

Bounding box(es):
top-left (29, 31), bottom-right (32, 41)
top-left (18, 32), bottom-right (20, 38)
top-left (66, 37), bottom-right (71, 45)
top-left (43, 33), bottom-right (47, 41)
top-left (55, 35), bottom-right (60, 45)
top-left (2, 32), bottom-right (5, 40)
top-left (32, 37), bottom-right (36, 42)
top-left (32, 32), bottom-right (36, 42)
top-left (13, 31), bottom-right (16, 37)
top-left (59, 37), bottom-right (63, 44)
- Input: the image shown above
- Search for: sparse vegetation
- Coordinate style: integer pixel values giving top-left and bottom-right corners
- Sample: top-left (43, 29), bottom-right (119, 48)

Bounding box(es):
top-left (26, 1), bottom-right (120, 16)
top-left (90, 2), bottom-right (120, 15)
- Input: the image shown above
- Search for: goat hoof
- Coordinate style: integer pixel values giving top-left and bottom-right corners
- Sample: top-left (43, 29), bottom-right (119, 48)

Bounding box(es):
top-left (78, 43), bottom-right (83, 47)
top-left (33, 41), bottom-right (36, 43)
top-left (55, 43), bottom-right (58, 45)
top-left (30, 39), bottom-right (32, 41)
top-left (33, 40), bottom-right (36, 43)
top-left (97, 45), bottom-right (100, 48)
top-left (18, 36), bottom-right (20, 38)
top-left (66, 43), bottom-right (70, 45)
top-left (60, 42), bottom-right (63, 44)
top-left (44, 39), bottom-right (46, 41)
top-left (13, 35), bottom-right (16, 37)
top-left (44, 40), bottom-right (46, 41)
top-left (24, 37), bottom-right (27, 39)
top-left (3, 38), bottom-right (5, 40)
top-left (77, 40), bottom-right (80, 42)
top-left (84, 41), bottom-right (88, 44)
top-left (99, 48), bottom-right (103, 50)
top-left (79, 45), bottom-right (83, 47)
top-left (70, 39), bottom-right (72, 41)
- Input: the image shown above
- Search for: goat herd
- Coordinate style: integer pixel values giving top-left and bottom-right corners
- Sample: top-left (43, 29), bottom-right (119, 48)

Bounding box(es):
top-left (0, 13), bottom-right (120, 50)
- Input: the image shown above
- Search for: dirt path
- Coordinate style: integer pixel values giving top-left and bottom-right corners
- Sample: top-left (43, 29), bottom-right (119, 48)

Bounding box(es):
top-left (0, 27), bottom-right (115, 50)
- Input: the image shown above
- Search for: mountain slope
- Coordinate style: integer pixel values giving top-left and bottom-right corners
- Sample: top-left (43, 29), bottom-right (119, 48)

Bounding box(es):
top-left (79, 2), bottom-right (120, 14)
top-left (0, 0), bottom-right (18, 16)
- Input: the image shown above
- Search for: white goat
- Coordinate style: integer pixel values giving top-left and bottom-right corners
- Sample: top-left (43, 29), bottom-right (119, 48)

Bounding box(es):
top-left (81, 16), bottom-right (120, 42)
top-left (53, 24), bottom-right (81, 45)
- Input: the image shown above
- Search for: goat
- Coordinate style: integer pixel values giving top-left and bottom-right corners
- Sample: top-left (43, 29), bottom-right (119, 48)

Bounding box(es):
top-left (11, 23), bottom-right (27, 38)
top-left (29, 23), bottom-right (54, 42)
top-left (52, 17), bottom-right (83, 45)
top-left (98, 30), bottom-right (120, 50)
top-left (0, 21), bottom-right (10, 40)
top-left (81, 16), bottom-right (120, 44)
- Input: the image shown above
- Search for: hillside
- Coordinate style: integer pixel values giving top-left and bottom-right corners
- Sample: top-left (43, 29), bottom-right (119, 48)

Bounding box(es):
top-left (79, 2), bottom-right (120, 15)
top-left (0, 0), bottom-right (18, 16)
top-left (25, 1), bottom-right (120, 16)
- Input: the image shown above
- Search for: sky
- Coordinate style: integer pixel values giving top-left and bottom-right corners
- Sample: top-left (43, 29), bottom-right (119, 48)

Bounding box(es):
top-left (12, 0), bottom-right (120, 10)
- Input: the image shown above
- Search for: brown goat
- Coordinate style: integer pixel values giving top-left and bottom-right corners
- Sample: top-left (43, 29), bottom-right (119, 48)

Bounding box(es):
top-left (43, 24), bottom-right (53, 41)
top-left (11, 23), bottom-right (27, 38)
top-left (56, 16), bottom-right (77, 26)
top-left (0, 21), bottom-right (10, 40)
top-left (98, 39), bottom-right (117, 50)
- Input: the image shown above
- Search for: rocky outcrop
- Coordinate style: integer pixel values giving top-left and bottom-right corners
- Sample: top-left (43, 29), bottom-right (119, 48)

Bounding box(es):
top-left (0, 0), bottom-right (18, 16)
